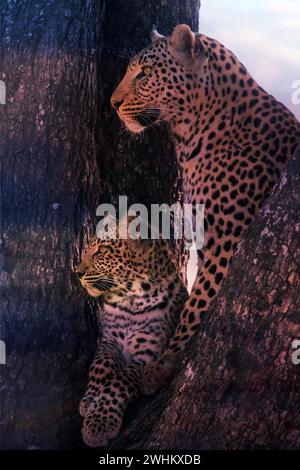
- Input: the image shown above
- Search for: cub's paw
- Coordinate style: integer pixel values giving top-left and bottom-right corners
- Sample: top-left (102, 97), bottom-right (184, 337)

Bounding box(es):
top-left (82, 401), bottom-right (123, 448)
top-left (141, 357), bottom-right (176, 395)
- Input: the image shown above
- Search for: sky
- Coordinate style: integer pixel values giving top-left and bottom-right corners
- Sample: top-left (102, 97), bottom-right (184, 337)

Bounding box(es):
top-left (199, 0), bottom-right (300, 120)
top-left (187, 0), bottom-right (300, 291)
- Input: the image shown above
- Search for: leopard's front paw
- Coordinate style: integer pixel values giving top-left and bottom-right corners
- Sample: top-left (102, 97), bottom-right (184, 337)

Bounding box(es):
top-left (82, 403), bottom-right (123, 448)
top-left (141, 357), bottom-right (175, 395)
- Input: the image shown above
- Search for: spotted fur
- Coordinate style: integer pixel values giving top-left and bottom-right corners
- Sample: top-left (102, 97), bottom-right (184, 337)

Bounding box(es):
top-left (76, 229), bottom-right (187, 446)
top-left (111, 24), bottom-right (300, 394)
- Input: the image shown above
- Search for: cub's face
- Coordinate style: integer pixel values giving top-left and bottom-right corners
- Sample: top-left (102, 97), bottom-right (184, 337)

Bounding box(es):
top-left (111, 24), bottom-right (206, 133)
top-left (76, 236), bottom-right (135, 298)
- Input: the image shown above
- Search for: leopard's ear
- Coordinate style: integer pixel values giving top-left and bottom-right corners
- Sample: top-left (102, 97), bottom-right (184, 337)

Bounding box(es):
top-left (170, 24), bottom-right (194, 51)
top-left (169, 24), bottom-right (204, 66)
top-left (151, 26), bottom-right (165, 44)
top-left (95, 211), bottom-right (117, 240)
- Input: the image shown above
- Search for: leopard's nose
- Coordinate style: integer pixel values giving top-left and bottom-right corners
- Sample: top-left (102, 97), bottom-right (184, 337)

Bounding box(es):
top-left (76, 264), bottom-right (87, 279)
top-left (111, 98), bottom-right (124, 111)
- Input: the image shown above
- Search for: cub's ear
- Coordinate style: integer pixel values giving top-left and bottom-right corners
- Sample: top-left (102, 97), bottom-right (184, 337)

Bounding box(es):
top-left (169, 24), bottom-right (205, 66)
top-left (151, 26), bottom-right (165, 44)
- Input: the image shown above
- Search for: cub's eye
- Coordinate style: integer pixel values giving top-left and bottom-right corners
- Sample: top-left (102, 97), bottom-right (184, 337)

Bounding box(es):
top-left (136, 66), bottom-right (151, 80)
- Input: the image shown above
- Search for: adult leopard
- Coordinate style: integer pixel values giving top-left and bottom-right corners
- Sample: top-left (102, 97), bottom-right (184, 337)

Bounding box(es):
top-left (111, 24), bottom-right (300, 394)
top-left (76, 225), bottom-right (187, 447)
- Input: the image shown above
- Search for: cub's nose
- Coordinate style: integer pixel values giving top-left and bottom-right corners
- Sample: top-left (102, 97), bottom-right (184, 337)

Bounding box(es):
top-left (76, 264), bottom-right (87, 279)
top-left (111, 98), bottom-right (124, 111)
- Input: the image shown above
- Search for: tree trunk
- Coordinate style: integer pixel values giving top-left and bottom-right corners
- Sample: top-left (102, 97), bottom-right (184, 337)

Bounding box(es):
top-left (113, 148), bottom-right (300, 450)
top-left (0, 0), bottom-right (200, 450)
top-left (1, 0), bottom-right (103, 450)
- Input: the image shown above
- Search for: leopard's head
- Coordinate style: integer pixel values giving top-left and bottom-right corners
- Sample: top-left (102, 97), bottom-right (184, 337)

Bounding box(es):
top-left (76, 235), bottom-right (136, 298)
top-left (110, 24), bottom-right (207, 133)
top-left (76, 220), bottom-right (175, 300)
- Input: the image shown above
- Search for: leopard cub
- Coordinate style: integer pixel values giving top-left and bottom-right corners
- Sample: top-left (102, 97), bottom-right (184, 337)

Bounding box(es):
top-left (76, 225), bottom-right (187, 447)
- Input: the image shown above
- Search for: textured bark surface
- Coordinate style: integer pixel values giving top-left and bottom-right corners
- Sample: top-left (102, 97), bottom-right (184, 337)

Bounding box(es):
top-left (113, 148), bottom-right (300, 450)
top-left (0, 0), bottom-right (200, 450)
top-left (1, 0), bottom-right (103, 450)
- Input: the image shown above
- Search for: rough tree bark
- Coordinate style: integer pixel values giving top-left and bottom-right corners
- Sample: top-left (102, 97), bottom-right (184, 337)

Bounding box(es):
top-left (0, 0), bottom-right (200, 450)
top-left (1, 0), bottom-right (103, 450)
top-left (114, 148), bottom-right (300, 450)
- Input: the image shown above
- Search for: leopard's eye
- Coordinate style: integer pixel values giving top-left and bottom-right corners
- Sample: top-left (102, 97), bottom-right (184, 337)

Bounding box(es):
top-left (136, 66), bottom-right (151, 80)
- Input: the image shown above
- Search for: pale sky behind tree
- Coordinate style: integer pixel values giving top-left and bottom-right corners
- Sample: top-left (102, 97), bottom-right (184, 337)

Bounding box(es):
top-left (200, 0), bottom-right (300, 120)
